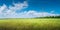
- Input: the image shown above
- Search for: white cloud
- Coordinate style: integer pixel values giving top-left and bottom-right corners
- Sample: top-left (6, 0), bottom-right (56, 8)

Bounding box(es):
top-left (9, 1), bottom-right (28, 11)
top-left (4, 10), bottom-right (59, 18)
top-left (0, 1), bottom-right (60, 18)
top-left (0, 1), bottom-right (28, 18)
top-left (22, 10), bottom-right (60, 18)
top-left (0, 4), bottom-right (7, 14)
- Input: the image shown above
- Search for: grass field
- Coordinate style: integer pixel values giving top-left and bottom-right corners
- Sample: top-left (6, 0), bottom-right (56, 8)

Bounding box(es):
top-left (0, 18), bottom-right (60, 30)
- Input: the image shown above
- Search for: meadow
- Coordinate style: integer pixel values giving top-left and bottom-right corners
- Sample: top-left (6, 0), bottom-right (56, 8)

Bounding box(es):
top-left (0, 18), bottom-right (60, 30)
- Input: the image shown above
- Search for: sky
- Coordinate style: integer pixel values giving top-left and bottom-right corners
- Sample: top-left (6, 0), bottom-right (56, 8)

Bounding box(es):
top-left (0, 0), bottom-right (60, 18)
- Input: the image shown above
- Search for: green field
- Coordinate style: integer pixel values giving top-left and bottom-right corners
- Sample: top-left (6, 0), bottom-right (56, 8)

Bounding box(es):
top-left (0, 18), bottom-right (60, 30)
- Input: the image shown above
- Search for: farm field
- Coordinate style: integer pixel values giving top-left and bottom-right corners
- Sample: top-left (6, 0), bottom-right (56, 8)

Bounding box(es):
top-left (0, 18), bottom-right (60, 30)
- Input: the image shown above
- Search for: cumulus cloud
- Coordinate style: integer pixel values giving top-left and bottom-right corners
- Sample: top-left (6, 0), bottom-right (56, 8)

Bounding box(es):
top-left (2, 10), bottom-right (59, 18)
top-left (0, 4), bottom-right (7, 14)
top-left (0, 1), bottom-right (28, 18)
top-left (20, 10), bottom-right (59, 18)
top-left (9, 1), bottom-right (28, 11)
top-left (0, 1), bottom-right (59, 18)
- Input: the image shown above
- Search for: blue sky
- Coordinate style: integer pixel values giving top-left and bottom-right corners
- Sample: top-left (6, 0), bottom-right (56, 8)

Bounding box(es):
top-left (28, 0), bottom-right (60, 13)
top-left (0, 0), bottom-right (60, 18)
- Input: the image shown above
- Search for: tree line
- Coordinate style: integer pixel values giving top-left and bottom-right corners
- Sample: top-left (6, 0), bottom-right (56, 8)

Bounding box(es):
top-left (35, 15), bottom-right (60, 18)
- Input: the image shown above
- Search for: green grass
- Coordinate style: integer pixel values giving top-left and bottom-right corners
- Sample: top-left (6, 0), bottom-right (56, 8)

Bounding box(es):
top-left (0, 18), bottom-right (60, 30)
